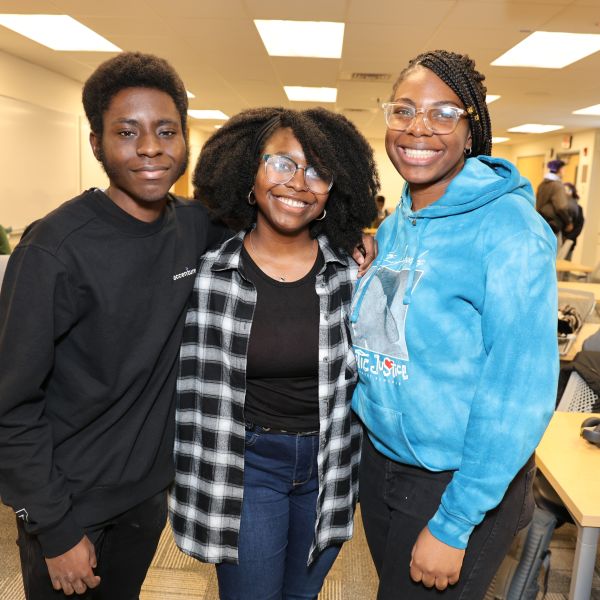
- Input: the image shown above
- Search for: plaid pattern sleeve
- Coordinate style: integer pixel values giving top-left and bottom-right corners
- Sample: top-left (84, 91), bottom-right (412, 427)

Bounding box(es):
top-left (170, 231), bottom-right (362, 565)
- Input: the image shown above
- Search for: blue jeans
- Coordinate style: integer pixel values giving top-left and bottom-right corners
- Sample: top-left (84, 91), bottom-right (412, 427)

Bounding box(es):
top-left (216, 426), bottom-right (341, 600)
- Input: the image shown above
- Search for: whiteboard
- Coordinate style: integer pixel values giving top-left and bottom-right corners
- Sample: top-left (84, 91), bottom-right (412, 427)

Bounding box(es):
top-left (0, 94), bottom-right (80, 230)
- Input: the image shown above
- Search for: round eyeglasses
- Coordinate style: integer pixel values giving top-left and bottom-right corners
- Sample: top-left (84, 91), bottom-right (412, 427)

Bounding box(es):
top-left (262, 154), bottom-right (333, 194)
top-left (382, 102), bottom-right (467, 135)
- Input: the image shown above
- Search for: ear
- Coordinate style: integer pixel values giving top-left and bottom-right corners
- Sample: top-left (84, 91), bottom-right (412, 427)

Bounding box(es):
top-left (89, 131), bottom-right (101, 162)
top-left (465, 130), bottom-right (473, 154)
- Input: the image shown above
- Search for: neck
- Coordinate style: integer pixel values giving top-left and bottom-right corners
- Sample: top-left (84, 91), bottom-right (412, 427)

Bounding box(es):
top-left (244, 222), bottom-right (317, 282)
top-left (105, 186), bottom-right (167, 223)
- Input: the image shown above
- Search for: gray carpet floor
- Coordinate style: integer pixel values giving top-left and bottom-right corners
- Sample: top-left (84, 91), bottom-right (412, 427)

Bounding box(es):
top-left (2, 501), bottom-right (600, 599)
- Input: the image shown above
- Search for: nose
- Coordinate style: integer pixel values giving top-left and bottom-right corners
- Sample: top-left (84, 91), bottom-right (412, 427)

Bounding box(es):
top-left (404, 110), bottom-right (433, 136)
top-left (137, 131), bottom-right (162, 157)
top-left (287, 166), bottom-right (309, 191)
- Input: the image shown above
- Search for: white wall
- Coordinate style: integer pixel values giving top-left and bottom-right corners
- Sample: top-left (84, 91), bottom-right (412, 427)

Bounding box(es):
top-left (0, 50), bottom-right (107, 230)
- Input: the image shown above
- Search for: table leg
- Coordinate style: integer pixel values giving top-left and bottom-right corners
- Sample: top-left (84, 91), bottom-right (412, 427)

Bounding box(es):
top-left (569, 525), bottom-right (599, 600)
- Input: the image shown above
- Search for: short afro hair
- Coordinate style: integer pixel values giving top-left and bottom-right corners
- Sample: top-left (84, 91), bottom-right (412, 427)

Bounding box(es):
top-left (193, 107), bottom-right (379, 254)
top-left (392, 50), bottom-right (492, 157)
top-left (82, 52), bottom-right (188, 137)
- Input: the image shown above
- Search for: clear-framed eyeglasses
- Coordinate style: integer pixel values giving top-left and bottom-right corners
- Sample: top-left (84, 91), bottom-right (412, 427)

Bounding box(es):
top-left (262, 154), bottom-right (333, 194)
top-left (382, 102), bottom-right (468, 135)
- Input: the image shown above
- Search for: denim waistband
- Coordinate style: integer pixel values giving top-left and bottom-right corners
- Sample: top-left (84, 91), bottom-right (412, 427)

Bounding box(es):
top-left (244, 421), bottom-right (319, 436)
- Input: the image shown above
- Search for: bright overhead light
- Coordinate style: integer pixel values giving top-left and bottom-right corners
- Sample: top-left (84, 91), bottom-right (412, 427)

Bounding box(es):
top-left (186, 90), bottom-right (196, 99)
top-left (188, 110), bottom-right (229, 120)
top-left (491, 31), bottom-right (600, 69)
top-left (492, 137), bottom-right (510, 144)
top-left (284, 86), bottom-right (337, 102)
top-left (254, 20), bottom-right (344, 58)
top-left (0, 14), bottom-right (121, 51)
top-left (573, 104), bottom-right (600, 115)
top-left (507, 123), bottom-right (563, 134)
top-left (486, 95), bottom-right (501, 104)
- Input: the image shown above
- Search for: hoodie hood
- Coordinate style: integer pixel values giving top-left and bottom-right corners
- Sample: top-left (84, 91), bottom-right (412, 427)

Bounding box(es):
top-left (401, 155), bottom-right (534, 219)
top-left (351, 155), bottom-right (536, 315)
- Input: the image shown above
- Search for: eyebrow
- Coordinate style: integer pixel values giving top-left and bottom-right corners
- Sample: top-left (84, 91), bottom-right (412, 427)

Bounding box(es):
top-left (111, 118), bottom-right (180, 127)
top-left (393, 98), bottom-right (462, 108)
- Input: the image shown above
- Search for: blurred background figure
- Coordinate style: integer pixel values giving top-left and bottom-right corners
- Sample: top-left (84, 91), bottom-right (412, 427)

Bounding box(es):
top-left (535, 159), bottom-right (573, 239)
top-left (562, 182), bottom-right (584, 259)
top-left (371, 195), bottom-right (390, 228)
top-left (0, 225), bottom-right (11, 255)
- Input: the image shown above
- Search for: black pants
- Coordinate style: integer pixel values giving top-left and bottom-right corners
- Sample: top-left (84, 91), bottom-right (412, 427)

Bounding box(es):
top-left (359, 436), bottom-right (536, 600)
top-left (16, 489), bottom-right (167, 600)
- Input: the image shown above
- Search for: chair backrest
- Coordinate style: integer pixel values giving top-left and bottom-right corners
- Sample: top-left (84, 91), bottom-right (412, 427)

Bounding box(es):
top-left (556, 239), bottom-right (574, 260)
top-left (556, 370), bottom-right (600, 412)
top-left (0, 255), bottom-right (9, 292)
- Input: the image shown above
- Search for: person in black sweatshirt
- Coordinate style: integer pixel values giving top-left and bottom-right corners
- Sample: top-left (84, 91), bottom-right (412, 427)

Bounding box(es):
top-left (0, 52), bottom-right (229, 599)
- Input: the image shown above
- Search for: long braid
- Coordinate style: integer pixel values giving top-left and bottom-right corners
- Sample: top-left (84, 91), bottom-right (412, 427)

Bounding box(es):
top-left (392, 50), bottom-right (492, 156)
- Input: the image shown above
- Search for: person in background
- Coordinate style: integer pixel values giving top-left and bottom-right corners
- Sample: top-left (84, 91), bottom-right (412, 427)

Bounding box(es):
top-left (536, 159), bottom-right (573, 237)
top-left (563, 181), bottom-right (584, 259)
top-left (170, 107), bottom-right (379, 600)
top-left (0, 224), bottom-right (11, 254)
top-left (350, 50), bottom-right (558, 599)
top-left (371, 195), bottom-right (390, 228)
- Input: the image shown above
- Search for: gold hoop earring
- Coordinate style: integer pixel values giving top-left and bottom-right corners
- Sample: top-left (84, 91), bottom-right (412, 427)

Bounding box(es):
top-left (247, 189), bottom-right (256, 205)
top-left (315, 209), bottom-right (327, 221)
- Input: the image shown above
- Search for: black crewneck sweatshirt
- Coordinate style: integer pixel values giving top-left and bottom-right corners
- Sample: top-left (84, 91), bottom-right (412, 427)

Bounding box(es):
top-left (0, 189), bottom-right (226, 557)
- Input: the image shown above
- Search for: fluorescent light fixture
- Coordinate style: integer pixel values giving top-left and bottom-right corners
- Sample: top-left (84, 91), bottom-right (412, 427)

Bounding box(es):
top-left (254, 20), bottom-right (344, 58)
top-left (492, 137), bottom-right (510, 144)
top-left (188, 110), bottom-right (229, 120)
top-left (486, 95), bottom-right (501, 104)
top-left (507, 123), bottom-right (563, 134)
top-left (214, 125), bottom-right (222, 129)
top-left (186, 90), bottom-right (196, 99)
top-left (491, 31), bottom-right (600, 69)
top-left (0, 14), bottom-right (121, 51)
top-left (573, 104), bottom-right (600, 115)
top-left (284, 86), bottom-right (337, 102)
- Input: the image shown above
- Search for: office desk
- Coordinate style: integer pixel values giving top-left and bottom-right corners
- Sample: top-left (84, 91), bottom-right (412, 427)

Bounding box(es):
top-left (561, 323), bottom-right (600, 362)
top-left (557, 259), bottom-right (594, 278)
top-left (535, 411), bottom-right (600, 600)
top-left (558, 281), bottom-right (600, 303)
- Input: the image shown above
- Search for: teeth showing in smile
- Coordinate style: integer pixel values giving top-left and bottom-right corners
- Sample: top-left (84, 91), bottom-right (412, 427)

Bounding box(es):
top-left (277, 196), bottom-right (308, 208)
top-left (404, 148), bottom-right (438, 159)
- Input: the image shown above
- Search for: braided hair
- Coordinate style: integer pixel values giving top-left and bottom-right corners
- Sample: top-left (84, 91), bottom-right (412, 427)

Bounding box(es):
top-left (193, 107), bottom-right (379, 253)
top-left (391, 50), bottom-right (492, 156)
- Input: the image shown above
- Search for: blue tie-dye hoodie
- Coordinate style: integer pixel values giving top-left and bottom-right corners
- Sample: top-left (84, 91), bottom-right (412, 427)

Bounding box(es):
top-left (350, 156), bottom-right (558, 549)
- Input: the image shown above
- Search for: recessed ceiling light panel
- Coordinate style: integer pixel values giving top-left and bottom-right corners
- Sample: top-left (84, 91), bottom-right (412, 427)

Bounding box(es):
top-left (491, 31), bottom-right (600, 69)
top-left (491, 137), bottom-right (510, 144)
top-left (507, 123), bottom-right (563, 134)
top-left (284, 86), bottom-right (337, 102)
top-left (0, 14), bottom-right (121, 51)
top-left (573, 104), bottom-right (600, 116)
top-left (188, 110), bottom-right (229, 120)
top-left (254, 20), bottom-right (344, 58)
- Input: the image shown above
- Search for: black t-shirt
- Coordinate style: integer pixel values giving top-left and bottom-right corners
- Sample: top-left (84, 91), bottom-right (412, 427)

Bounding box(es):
top-left (242, 245), bottom-right (324, 432)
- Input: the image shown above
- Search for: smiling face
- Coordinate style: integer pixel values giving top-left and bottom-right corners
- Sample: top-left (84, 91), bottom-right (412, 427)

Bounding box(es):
top-left (253, 127), bottom-right (329, 237)
top-left (385, 66), bottom-right (472, 209)
top-left (90, 86), bottom-right (188, 221)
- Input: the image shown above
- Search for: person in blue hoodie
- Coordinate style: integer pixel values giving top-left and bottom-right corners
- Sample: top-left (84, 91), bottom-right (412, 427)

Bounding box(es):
top-left (350, 50), bottom-right (558, 599)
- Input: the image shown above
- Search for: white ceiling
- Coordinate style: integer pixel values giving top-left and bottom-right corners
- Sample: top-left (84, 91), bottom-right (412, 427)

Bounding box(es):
top-left (2, 0), bottom-right (600, 145)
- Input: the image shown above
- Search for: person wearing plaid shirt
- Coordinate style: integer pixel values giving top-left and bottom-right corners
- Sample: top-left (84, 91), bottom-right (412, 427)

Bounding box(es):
top-left (170, 107), bottom-right (379, 600)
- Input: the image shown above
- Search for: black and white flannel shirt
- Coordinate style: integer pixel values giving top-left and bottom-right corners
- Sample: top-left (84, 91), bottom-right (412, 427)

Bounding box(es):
top-left (170, 231), bottom-right (361, 565)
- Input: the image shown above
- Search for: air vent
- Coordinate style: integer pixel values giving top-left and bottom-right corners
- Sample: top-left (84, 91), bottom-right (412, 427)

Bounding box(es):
top-left (350, 72), bottom-right (392, 82)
